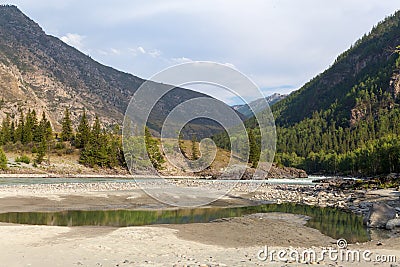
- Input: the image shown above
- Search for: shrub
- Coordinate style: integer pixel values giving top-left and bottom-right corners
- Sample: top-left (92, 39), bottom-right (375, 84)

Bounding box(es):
top-left (15, 155), bottom-right (31, 164)
top-left (55, 142), bottom-right (66, 150)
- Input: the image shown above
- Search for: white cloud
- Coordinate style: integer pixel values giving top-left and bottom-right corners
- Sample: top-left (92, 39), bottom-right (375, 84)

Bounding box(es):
top-left (129, 46), bottom-right (161, 58)
top-left (137, 46), bottom-right (146, 54)
top-left (171, 57), bottom-right (193, 64)
top-left (110, 48), bottom-right (121, 55)
top-left (148, 49), bottom-right (161, 58)
top-left (60, 33), bottom-right (86, 51)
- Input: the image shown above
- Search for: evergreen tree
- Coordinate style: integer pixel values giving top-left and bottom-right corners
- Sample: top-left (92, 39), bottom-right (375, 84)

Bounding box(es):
top-left (40, 112), bottom-right (53, 141)
top-left (10, 121), bottom-right (15, 143)
top-left (15, 110), bottom-right (24, 143)
top-left (35, 138), bottom-right (46, 164)
top-left (23, 109), bottom-right (37, 144)
top-left (248, 129), bottom-right (260, 168)
top-left (75, 110), bottom-right (90, 148)
top-left (91, 116), bottom-right (101, 140)
top-left (0, 114), bottom-right (11, 145)
top-left (61, 107), bottom-right (73, 142)
top-left (79, 116), bottom-right (108, 167)
top-left (0, 147), bottom-right (7, 170)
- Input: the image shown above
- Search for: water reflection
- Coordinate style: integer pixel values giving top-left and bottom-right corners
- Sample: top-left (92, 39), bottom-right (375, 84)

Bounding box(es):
top-left (0, 203), bottom-right (369, 243)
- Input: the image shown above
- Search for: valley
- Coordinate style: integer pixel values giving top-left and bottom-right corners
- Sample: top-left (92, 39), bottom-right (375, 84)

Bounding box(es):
top-left (0, 3), bottom-right (399, 267)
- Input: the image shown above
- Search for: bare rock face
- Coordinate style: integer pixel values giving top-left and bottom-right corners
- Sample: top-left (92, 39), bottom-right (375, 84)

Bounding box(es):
top-left (390, 72), bottom-right (400, 96)
top-left (386, 218), bottom-right (400, 230)
top-left (366, 203), bottom-right (396, 228)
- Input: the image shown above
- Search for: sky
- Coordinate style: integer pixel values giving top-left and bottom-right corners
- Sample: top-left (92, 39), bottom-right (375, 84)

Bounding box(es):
top-left (2, 0), bottom-right (400, 104)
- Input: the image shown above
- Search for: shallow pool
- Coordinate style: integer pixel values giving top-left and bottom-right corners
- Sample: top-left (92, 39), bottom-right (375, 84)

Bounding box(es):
top-left (0, 203), bottom-right (369, 243)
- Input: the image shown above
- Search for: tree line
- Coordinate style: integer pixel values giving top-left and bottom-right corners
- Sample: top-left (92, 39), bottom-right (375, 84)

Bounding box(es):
top-left (0, 108), bottom-right (125, 168)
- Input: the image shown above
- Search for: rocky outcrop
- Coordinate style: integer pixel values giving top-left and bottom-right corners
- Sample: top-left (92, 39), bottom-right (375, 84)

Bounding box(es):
top-left (204, 163), bottom-right (308, 180)
top-left (266, 164), bottom-right (308, 179)
top-left (366, 203), bottom-right (397, 228)
top-left (390, 72), bottom-right (400, 97)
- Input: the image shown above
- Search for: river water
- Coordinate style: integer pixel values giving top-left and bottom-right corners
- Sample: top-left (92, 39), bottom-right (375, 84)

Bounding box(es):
top-left (0, 176), bottom-right (333, 186)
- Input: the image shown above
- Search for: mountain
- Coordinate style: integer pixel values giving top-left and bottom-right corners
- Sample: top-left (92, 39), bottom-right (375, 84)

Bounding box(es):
top-left (0, 5), bottom-right (233, 138)
top-left (232, 93), bottom-right (287, 118)
top-left (214, 10), bottom-right (400, 176)
top-left (272, 11), bottom-right (400, 127)
top-left (268, 10), bottom-right (400, 176)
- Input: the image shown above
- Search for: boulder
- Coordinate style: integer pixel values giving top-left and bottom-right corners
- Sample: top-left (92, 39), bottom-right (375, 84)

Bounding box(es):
top-left (366, 203), bottom-right (396, 228)
top-left (386, 218), bottom-right (400, 230)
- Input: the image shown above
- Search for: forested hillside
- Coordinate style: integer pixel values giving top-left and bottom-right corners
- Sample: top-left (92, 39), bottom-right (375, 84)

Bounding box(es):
top-left (215, 11), bottom-right (400, 176)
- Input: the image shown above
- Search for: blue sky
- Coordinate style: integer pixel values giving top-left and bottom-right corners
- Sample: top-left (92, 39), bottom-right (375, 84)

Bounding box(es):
top-left (3, 0), bottom-right (400, 104)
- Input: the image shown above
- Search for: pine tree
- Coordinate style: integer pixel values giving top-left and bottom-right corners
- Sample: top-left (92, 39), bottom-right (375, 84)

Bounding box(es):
top-left (248, 129), bottom-right (260, 168)
top-left (10, 121), bottom-right (15, 143)
top-left (91, 116), bottom-right (101, 140)
top-left (40, 112), bottom-right (53, 141)
top-left (23, 109), bottom-right (37, 144)
top-left (61, 107), bottom-right (73, 142)
top-left (79, 116), bottom-right (108, 167)
top-left (15, 111), bottom-right (24, 143)
top-left (0, 147), bottom-right (7, 170)
top-left (0, 114), bottom-right (11, 145)
top-left (35, 138), bottom-right (46, 164)
top-left (76, 110), bottom-right (90, 148)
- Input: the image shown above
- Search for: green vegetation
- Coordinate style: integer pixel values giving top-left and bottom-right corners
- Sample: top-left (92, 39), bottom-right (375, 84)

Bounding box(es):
top-left (0, 110), bottom-right (53, 165)
top-left (0, 147), bottom-right (7, 170)
top-left (213, 11), bottom-right (400, 177)
top-left (79, 116), bottom-right (124, 168)
top-left (272, 11), bottom-right (400, 127)
top-left (61, 108), bottom-right (73, 142)
top-left (144, 127), bottom-right (164, 170)
top-left (270, 12), bottom-right (400, 176)
top-left (0, 108), bottom-right (125, 169)
top-left (15, 155), bottom-right (30, 164)
top-left (248, 129), bottom-right (260, 168)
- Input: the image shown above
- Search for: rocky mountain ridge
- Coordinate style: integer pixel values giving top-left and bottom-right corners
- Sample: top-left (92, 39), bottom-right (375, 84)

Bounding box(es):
top-left (0, 5), bottom-right (229, 138)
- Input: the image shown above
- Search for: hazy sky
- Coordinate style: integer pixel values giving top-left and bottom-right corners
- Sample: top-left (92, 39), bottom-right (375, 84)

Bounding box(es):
top-left (3, 0), bottom-right (400, 104)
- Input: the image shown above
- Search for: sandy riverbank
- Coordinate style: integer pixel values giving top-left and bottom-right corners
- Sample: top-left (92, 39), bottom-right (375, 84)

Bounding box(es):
top-left (0, 180), bottom-right (398, 266)
top-left (0, 216), bottom-right (399, 267)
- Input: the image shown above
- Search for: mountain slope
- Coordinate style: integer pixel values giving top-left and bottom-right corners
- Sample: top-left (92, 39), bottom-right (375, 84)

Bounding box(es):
top-left (232, 93), bottom-right (287, 118)
top-left (0, 5), bottom-right (229, 137)
top-left (272, 10), bottom-right (400, 127)
top-left (269, 11), bottom-right (400, 176)
top-left (212, 10), bottom-right (400, 176)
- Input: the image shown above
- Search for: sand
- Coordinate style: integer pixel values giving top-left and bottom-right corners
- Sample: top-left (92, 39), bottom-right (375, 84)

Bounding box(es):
top-left (1, 218), bottom-right (399, 267)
